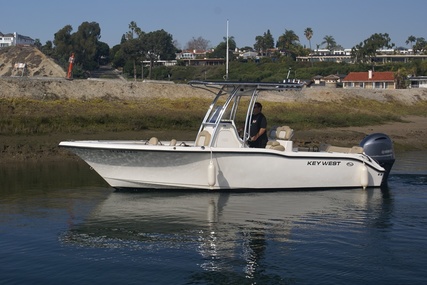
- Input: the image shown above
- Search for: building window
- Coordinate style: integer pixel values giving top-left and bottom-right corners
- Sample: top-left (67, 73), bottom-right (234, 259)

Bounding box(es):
top-left (374, 82), bottom-right (383, 88)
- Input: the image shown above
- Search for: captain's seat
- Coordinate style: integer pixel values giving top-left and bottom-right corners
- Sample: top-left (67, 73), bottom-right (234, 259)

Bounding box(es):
top-left (276, 125), bottom-right (294, 140)
top-left (266, 125), bottom-right (294, 151)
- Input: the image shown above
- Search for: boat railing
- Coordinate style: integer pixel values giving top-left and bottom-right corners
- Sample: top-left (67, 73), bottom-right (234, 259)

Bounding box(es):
top-left (189, 80), bottom-right (304, 92)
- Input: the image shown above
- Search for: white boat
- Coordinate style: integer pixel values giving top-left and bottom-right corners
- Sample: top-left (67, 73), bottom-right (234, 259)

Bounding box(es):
top-left (59, 81), bottom-right (395, 190)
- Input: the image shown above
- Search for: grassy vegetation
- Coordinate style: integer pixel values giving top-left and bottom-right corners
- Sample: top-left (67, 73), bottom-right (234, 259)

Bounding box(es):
top-left (1, 96), bottom-right (425, 161)
top-left (147, 59), bottom-right (427, 83)
top-left (1, 96), bottom-right (426, 136)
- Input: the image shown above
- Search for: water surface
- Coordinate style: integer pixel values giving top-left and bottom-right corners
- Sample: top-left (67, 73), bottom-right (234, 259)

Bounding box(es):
top-left (1, 151), bottom-right (426, 284)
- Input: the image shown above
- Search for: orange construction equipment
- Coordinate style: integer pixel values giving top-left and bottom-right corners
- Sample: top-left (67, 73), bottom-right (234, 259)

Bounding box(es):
top-left (67, 53), bottom-right (75, 79)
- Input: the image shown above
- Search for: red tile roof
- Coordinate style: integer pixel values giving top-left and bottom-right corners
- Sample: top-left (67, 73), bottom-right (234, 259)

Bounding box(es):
top-left (343, 71), bottom-right (394, 82)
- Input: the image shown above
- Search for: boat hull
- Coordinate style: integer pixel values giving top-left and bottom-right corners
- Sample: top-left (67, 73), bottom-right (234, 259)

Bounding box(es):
top-left (60, 141), bottom-right (386, 190)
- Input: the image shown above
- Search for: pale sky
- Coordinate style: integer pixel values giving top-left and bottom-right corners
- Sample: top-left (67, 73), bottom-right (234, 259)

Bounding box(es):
top-left (2, 0), bottom-right (426, 50)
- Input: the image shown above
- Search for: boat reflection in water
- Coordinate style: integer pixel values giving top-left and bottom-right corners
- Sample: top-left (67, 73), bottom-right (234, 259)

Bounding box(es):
top-left (60, 187), bottom-right (393, 275)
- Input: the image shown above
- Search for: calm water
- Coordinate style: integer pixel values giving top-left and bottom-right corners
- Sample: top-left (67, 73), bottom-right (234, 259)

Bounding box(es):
top-left (1, 152), bottom-right (426, 285)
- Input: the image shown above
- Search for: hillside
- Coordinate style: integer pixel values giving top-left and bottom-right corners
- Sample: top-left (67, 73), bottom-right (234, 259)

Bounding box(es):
top-left (1, 46), bottom-right (427, 104)
top-left (0, 45), bottom-right (427, 104)
top-left (0, 46), bottom-right (65, 77)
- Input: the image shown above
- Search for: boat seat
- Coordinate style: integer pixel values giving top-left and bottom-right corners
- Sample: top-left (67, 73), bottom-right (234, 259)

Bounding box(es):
top-left (275, 126), bottom-right (294, 140)
top-left (266, 141), bottom-right (285, 151)
top-left (195, 130), bottom-right (211, 146)
top-left (320, 143), bottom-right (364, 154)
top-left (214, 123), bottom-right (242, 148)
top-left (148, 137), bottom-right (160, 145)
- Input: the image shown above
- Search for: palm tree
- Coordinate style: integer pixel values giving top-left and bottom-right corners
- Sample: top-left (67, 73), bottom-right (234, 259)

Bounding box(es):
top-left (126, 21), bottom-right (143, 40)
top-left (406, 35), bottom-right (416, 53)
top-left (304, 27), bottom-right (313, 51)
top-left (304, 27), bottom-right (313, 65)
top-left (321, 35), bottom-right (337, 51)
top-left (125, 21), bottom-right (144, 80)
top-left (277, 29), bottom-right (299, 52)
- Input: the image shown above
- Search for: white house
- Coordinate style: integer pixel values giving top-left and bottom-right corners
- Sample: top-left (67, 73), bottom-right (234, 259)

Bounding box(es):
top-left (0, 32), bottom-right (34, 47)
top-left (408, 76), bottom-right (427, 88)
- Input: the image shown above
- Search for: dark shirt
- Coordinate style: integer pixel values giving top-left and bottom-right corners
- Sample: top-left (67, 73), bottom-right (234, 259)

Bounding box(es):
top-left (249, 112), bottom-right (268, 148)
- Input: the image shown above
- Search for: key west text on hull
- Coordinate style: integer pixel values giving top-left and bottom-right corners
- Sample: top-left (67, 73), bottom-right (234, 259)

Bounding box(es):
top-left (59, 81), bottom-right (395, 190)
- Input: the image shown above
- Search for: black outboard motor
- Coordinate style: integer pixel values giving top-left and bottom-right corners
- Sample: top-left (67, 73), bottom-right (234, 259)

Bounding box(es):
top-left (360, 133), bottom-right (395, 184)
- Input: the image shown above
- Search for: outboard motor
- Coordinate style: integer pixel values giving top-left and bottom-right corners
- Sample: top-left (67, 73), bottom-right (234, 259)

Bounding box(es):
top-left (360, 133), bottom-right (395, 184)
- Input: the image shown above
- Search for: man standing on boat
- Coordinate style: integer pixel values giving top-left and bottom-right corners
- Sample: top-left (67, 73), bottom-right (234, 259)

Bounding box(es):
top-left (249, 102), bottom-right (268, 148)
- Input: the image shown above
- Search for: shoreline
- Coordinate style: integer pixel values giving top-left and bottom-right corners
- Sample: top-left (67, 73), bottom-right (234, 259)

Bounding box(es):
top-left (294, 115), bottom-right (427, 152)
top-left (2, 78), bottom-right (427, 104)
top-left (1, 115), bottom-right (425, 164)
top-left (1, 79), bottom-right (426, 163)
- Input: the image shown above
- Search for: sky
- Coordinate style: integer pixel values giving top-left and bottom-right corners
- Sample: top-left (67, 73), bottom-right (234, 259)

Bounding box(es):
top-left (2, 0), bottom-right (427, 50)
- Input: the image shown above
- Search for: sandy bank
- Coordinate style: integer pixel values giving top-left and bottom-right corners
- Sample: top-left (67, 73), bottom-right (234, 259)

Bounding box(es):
top-left (1, 78), bottom-right (427, 105)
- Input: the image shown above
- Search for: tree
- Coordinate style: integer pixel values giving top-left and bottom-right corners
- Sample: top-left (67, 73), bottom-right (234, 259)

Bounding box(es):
top-left (277, 29), bottom-right (299, 50)
top-left (53, 25), bottom-right (73, 65)
top-left (96, 41), bottom-right (110, 65)
top-left (185, 36), bottom-right (210, 51)
top-left (394, 67), bottom-right (411, 89)
top-left (111, 44), bottom-right (125, 68)
top-left (126, 21), bottom-right (143, 40)
top-left (34, 39), bottom-right (42, 50)
top-left (304, 27), bottom-right (313, 66)
top-left (413, 37), bottom-right (427, 54)
top-left (115, 23), bottom-right (177, 80)
top-left (71, 21), bottom-right (101, 70)
top-left (240, 46), bottom-right (254, 52)
top-left (254, 30), bottom-right (274, 55)
top-left (50, 22), bottom-right (105, 76)
top-left (41, 41), bottom-right (54, 56)
top-left (122, 21), bottom-right (145, 80)
top-left (121, 38), bottom-right (144, 80)
top-left (351, 33), bottom-right (394, 63)
top-left (321, 35), bottom-right (337, 50)
top-left (207, 37), bottom-right (236, 59)
top-left (276, 29), bottom-right (301, 58)
top-left (142, 29), bottom-right (177, 79)
top-left (406, 35), bottom-right (416, 52)
top-left (304, 27), bottom-right (313, 51)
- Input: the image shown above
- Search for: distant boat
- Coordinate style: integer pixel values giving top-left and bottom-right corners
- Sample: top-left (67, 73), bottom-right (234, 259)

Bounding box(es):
top-left (59, 80), bottom-right (394, 190)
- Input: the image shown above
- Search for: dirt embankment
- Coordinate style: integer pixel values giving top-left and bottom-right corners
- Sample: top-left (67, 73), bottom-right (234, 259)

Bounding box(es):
top-left (2, 77), bottom-right (427, 103)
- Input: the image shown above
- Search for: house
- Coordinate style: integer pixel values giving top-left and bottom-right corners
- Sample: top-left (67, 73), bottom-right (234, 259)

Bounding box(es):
top-left (408, 76), bottom-right (427, 88)
top-left (342, 70), bottom-right (395, 89)
top-left (0, 32), bottom-right (34, 47)
top-left (312, 75), bottom-right (324, 85)
top-left (175, 49), bottom-right (210, 60)
top-left (239, 51), bottom-right (258, 60)
top-left (322, 74), bottom-right (341, 87)
top-left (309, 74), bottom-right (345, 88)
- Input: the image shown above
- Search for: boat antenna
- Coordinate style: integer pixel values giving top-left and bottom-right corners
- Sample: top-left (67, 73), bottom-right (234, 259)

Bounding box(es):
top-left (225, 19), bottom-right (229, 81)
